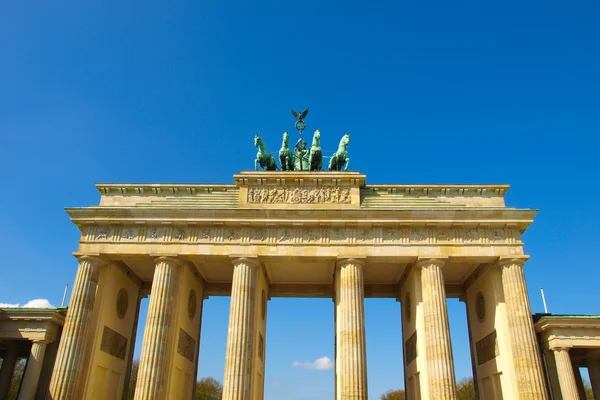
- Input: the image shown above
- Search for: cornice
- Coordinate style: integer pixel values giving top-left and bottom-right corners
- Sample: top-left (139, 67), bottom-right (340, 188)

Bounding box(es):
top-left (66, 207), bottom-right (537, 223)
top-left (535, 317), bottom-right (600, 332)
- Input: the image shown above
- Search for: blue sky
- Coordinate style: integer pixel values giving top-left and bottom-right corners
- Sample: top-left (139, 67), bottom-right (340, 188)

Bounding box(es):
top-left (1, 1), bottom-right (599, 398)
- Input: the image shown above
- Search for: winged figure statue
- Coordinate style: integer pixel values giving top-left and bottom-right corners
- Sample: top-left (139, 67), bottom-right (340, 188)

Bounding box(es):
top-left (291, 108), bottom-right (309, 120)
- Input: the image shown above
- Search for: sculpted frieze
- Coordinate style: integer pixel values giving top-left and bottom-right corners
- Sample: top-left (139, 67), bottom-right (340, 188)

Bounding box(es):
top-left (247, 186), bottom-right (351, 204)
top-left (85, 225), bottom-right (518, 246)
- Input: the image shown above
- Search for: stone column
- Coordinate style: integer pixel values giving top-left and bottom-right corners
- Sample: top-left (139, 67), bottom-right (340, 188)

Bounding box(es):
top-left (134, 257), bottom-right (181, 400)
top-left (0, 344), bottom-right (20, 400)
top-left (49, 255), bottom-right (105, 399)
top-left (587, 358), bottom-right (600, 399)
top-left (499, 258), bottom-right (548, 399)
top-left (18, 340), bottom-right (49, 400)
top-left (418, 258), bottom-right (457, 399)
top-left (222, 258), bottom-right (258, 400)
top-left (553, 348), bottom-right (579, 400)
top-left (335, 258), bottom-right (368, 400)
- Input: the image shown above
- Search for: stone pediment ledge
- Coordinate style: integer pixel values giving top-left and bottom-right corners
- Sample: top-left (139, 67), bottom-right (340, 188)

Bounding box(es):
top-left (534, 314), bottom-right (600, 331)
top-left (0, 308), bottom-right (66, 324)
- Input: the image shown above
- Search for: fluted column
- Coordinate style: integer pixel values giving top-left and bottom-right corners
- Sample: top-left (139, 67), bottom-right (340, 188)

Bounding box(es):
top-left (49, 255), bottom-right (105, 399)
top-left (222, 258), bottom-right (259, 400)
top-left (134, 257), bottom-right (181, 400)
top-left (500, 258), bottom-right (548, 398)
top-left (553, 348), bottom-right (579, 400)
top-left (335, 258), bottom-right (368, 400)
top-left (0, 344), bottom-right (19, 400)
top-left (587, 358), bottom-right (600, 399)
top-left (418, 258), bottom-right (457, 400)
top-left (18, 340), bottom-right (49, 400)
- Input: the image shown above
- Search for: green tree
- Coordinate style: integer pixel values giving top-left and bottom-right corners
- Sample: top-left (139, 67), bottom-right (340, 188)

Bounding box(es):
top-left (126, 360), bottom-right (139, 400)
top-left (584, 380), bottom-right (593, 400)
top-left (196, 377), bottom-right (223, 400)
top-left (7, 358), bottom-right (26, 400)
top-left (456, 377), bottom-right (476, 400)
top-left (380, 389), bottom-right (406, 400)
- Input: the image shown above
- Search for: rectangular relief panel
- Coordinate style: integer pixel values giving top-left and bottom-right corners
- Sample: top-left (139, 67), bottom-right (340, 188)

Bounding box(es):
top-left (100, 326), bottom-right (128, 360)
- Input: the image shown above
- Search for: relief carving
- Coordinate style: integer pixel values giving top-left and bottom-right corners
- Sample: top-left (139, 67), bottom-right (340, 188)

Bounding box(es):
top-left (122, 229), bottom-right (136, 240)
top-left (436, 229), bottom-right (452, 241)
top-left (383, 229), bottom-right (398, 241)
top-left (476, 330), bottom-right (499, 365)
top-left (410, 228), bottom-right (428, 242)
top-left (225, 228), bottom-right (240, 241)
top-left (278, 229), bottom-right (293, 242)
top-left (251, 228), bottom-right (266, 242)
top-left (148, 227), bottom-right (161, 240)
top-left (489, 228), bottom-right (506, 241)
top-left (100, 326), bottom-right (127, 360)
top-left (177, 328), bottom-right (196, 363)
top-left (405, 331), bottom-right (417, 364)
top-left (356, 229), bottom-right (370, 242)
top-left (96, 228), bottom-right (110, 240)
top-left (463, 229), bottom-right (479, 242)
top-left (247, 187), bottom-right (351, 204)
top-left (199, 228), bottom-right (212, 240)
top-left (174, 228), bottom-right (186, 241)
top-left (330, 228), bottom-right (345, 241)
top-left (303, 228), bottom-right (320, 243)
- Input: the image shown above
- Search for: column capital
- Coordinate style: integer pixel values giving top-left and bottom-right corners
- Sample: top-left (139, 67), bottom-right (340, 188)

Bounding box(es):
top-left (75, 254), bottom-right (108, 267)
top-left (551, 346), bottom-right (572, 353)
top-left (336, 257), bottom-right (365, 268)
top-left (152, 256), bottom-right (184, 266)
top-left (31, 339), bottom-right (50, 345)
top-left (415, 256), bottom-right (448, 268)
top-left (230, 256), bottom-right (261, 268)
top-left (496, 256), bottom-right (530, 268)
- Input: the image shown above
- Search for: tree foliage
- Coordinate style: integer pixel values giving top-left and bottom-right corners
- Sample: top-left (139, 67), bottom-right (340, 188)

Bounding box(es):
top-left (380, 389), bottom-right (406, 400)
top-left (126, 360), bottom-right (139, 400)
top-left (456, 377), bottom-right (476, 400)
top-left (196, 376), bottom-right (223, 400)
top-left (7, 358), bottom-right (26, 400)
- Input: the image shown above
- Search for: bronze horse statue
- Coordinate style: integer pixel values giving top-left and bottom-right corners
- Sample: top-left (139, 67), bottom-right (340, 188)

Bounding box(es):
top-left (328, 133), bottom-right (350, 171)
top-left (254, 135), bottom-right (277, 171)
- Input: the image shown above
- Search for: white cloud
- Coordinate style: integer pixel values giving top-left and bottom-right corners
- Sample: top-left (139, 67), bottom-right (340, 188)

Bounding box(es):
top-left (292, 356), bottom-right (333, 370)
top-left (22, 299), bottom-right (54, 308)
top-left (0, 299), bottom-right (54, 309)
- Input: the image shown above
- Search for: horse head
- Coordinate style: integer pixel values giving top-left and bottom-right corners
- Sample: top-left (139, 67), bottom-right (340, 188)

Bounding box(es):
top-left (312, 130), bottom-right (321, 146)
top-left (254, 135), bottom-right (262, 148)
top-left (282, 132), bottom-right (289, 146)
top-left (339, 133), bottom-right (350, 149)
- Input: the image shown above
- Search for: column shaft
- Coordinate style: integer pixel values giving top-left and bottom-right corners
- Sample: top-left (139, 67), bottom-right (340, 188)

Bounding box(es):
top-left (0, 344), bottom-right (20, 400)
top-left (134, 258), bottom-right (179, 400)
top-left (554, 349), bottom-right (580, 400)
top-left (588, 359), bottom-right (600, 400)
top-left (419, 259), bottom-right (457, 400)
top-left (18, 341), bottom-right (48, 400)
top-left (500, 259), bottom-right (548, 398)
top-left (335, 259), bottom-right (368, 400)
top-left (222, 258), bottom-right (258, 400)
top-left (49, 256), bottom-right (102, 399)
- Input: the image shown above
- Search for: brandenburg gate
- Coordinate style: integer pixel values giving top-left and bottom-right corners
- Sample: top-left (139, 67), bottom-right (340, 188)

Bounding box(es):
top-left (47, 170), bottom-right (550, 399)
